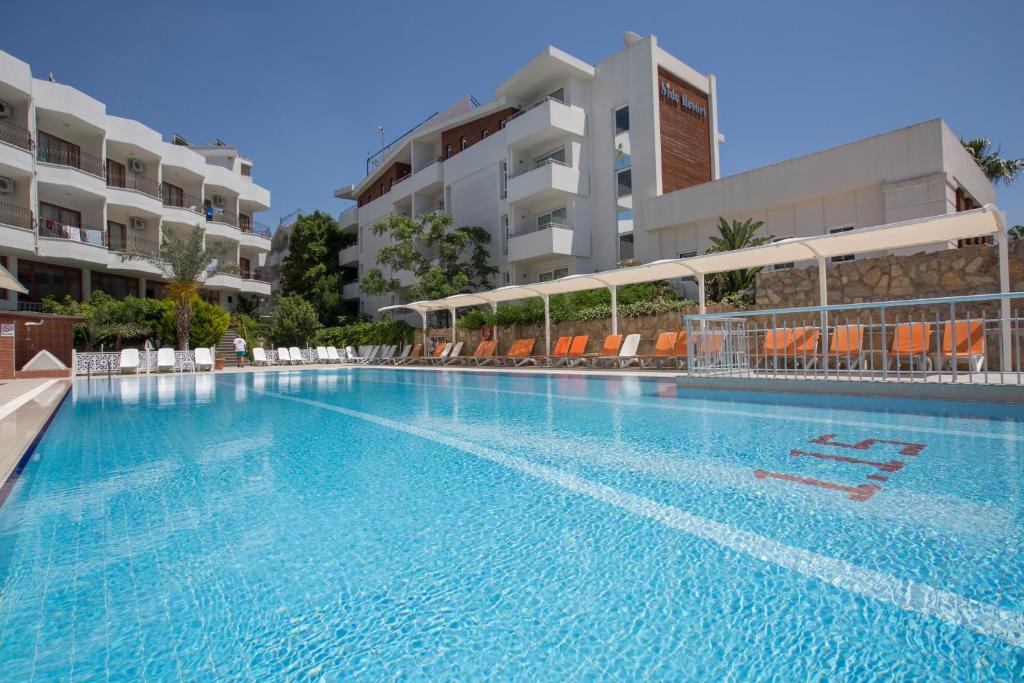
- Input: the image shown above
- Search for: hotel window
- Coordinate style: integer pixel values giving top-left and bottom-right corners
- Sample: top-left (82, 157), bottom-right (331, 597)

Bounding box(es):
top-left (678, 251), bottom-right (697, 282)
top-left (18, 259), bottom-right (82, 305)
top-left (537, 267), bottom-right (569, 282)
top-left (91, 271), bottom-right (138, 300)
top-left (241, 164), bottom-right (252, 177)
top-left (460, 136), bottom-right (468, 151)
top-left (829, 226), bottom-right (855, 262)
top-left (38, 202), bottom-right (82, 238)
top-left (614, 105), bottom-right (630, 135)
top-left (161, 181), bottom-right (184, 207)
top-left (772, 237), bottom-right (794, 270)
top-left (534, 147), bottom-right (565, 167)
top-left (481, 129), bottom-right (489, 140)
top-left (445, 143), bottom-right (453, 158)
top-left (616, 168), bottom-right (632, 198)
top-left (501, 215), bottom-right (509, 255)
top-left (499, 161), bottom-right (507, 198)
top-left (548, 87), bottom-right (565, 103)
top-left (536, 207), bottom-right (567, 229)
top-left (504, 272), bottom-right (510, 284)
top-left (37, 130), bottom-right (81, 168)
top-left (618, 233), bottom-right (634, 262)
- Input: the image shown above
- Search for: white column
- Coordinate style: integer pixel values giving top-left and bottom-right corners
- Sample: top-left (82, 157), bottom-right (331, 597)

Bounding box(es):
top-left (449, 307), bottom-right (456, 344)
top-left (817, 255), bottom-right (830, 373)
top-left (421, 312), bottom-right (428, 352)
top-left (542, 294), bottom-right (551, 355)
top-left (491, 302), bottom-right (498, 345)
top-left (609, 286), bottom-right (618, 336)
top-left (697, 274), bottom-right (706, 316)
top-left (998, 229), bottom-right (1012, 372)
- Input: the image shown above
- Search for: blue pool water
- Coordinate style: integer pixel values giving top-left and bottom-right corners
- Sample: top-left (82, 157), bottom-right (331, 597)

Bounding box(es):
top-left (1, 369), bottom-right (1023, 680)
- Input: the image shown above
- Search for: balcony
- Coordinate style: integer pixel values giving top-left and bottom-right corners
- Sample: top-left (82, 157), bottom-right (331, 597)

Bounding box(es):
top-left (36, 217), bottom-right (110, 265)
top-left (506, 158), bottom-right (582, 205)
top-left (240, 268), bottom-right (272, 295)
top-left (0, 120), bottom-right (34, 174)
top-left (339, 205), bottom-right (358, 230)
top-left (0, 119), bottom-right (33, 151)
top-left (207, 208), bottom-right (238, 228)
top-left (161, 186), bottom-right (205, 224)
top-left (239, 216), bottom-right (272, 239)
top-left (107, 168), bottom-right (162, 213)
top-left (36, 143), bottom-right (105, 178)
top-left (106, 233), bottom-right (164, 276)
top-left (107, 167), bottom-right (161, 198)
top-left (504, 97), bottom-right (586, 149)
top-left (342, 281), bottom-right (360, 299)
top-left (0, 202), bottom-right (36, 253)
top-left (507, 223), bottom-right (589, 263)
top-left (339, 242), bottom-right (359, 266)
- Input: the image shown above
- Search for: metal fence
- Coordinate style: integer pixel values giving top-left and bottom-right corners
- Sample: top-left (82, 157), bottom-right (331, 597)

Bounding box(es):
top-left (682, 292), bottom-right (1024, 385)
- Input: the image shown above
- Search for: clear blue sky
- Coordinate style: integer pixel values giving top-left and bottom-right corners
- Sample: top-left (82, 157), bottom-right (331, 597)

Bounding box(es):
top-left (3, 0), bottom-right (1022, 227)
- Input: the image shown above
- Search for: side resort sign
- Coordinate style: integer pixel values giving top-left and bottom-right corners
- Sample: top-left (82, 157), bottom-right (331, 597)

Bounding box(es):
top-left (660, 81), bottom-right (707, 118)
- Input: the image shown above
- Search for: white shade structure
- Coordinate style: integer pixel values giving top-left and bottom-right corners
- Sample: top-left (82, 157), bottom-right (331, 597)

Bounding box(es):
top-left (381, 205), bottom-right (1009, 357)
top-left (0, 262), bottom-right (28, 295)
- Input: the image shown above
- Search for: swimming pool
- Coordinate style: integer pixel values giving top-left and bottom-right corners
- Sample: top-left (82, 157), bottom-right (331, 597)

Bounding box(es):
top-left (1, 369), bottom-right (1022, 680)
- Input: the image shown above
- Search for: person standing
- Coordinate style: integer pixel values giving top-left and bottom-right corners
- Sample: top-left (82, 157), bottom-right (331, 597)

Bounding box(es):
top-left (233, 335), bottom-right (247, 368)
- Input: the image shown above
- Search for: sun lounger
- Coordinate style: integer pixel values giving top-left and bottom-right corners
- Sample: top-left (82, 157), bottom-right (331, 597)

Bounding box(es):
top-left (582, 335), bottom-right (623, 367)
top-left (289, 347), bottom-right (306, 365)
top-left (817, 324), bottom-right (866, 369)
top-left (118, 348), bottom-right (140, 374)
top-left (277, 347), bottom-right (293, 365)
top-left (592, 334), bottom-right (640, 368)
top-left (420, 342), bottom-right (449, 365)
top-left (395, 344), bottom-right (422, 365)
top-left (378, 345), bottom-right (397, 364)
top-left (493, 338), bottom-right (537, 367)
top-left (441, 341), bottom-right (466, 365)
top-left (326, 346), bottom-right (342, 363)
top-left (194, 347), bottom-right (215, 372)
top-left (315, 346), bottom-right (331, 363)
top-left (389, 344), bottom-right (413, 364)
top-left (523, 336), bottom-right (571, 366)
top-left (447, 340), bottom-right (486, 365)
top-left (635, 332), bottom-right (678, 368)
top-left (157, 347), bottom-right (176, 373)
top-left (253, 347), bottom-right (270, 366)
top-left (887, 322), bottom-right (933, 371)
top-left (556, 336), bottom-right (590, 367)
top-left (939, 320), bottom-right (986, 372)
top-left (426, 342), bottom-right (453, 365)
top-left (471, 340), bottom-right (498, 365)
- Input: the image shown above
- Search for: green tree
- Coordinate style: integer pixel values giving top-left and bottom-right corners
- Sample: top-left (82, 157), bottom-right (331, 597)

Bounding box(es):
top-left (360, 212), bottom-right (497, 302)
top-left (961, 138), bottom-right (1024, 186)
top-left (280, 210), bottom-right (348, 326)
top-left (121, 225), bottom-right (230, 349)
top-left (156, 298), bottom-right (230, 348)
top-left (267, 294), bottom-right (321, 346)
top-left (1008, 225), bottom-right (1024, 240)
top-left (705, 217), bottom-right (774, 302)
top-left (43, 291), bottom-right (159, 351)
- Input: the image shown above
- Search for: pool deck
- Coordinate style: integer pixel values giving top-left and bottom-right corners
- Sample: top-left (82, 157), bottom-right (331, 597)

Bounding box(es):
top-left (0, 379), bottom-right (71, 501)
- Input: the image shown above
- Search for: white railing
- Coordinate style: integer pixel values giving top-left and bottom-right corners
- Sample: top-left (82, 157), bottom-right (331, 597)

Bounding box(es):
top-left (509, 222), bottom-right (572, 239)
top-left (74, 350), bottom-right (200, 375)
top-left (681, 292), bottom-right (1024, 386)
top-left (503, 95), bottom-right (567, 125)
top-left (509, 157), bottom-right (569, 178)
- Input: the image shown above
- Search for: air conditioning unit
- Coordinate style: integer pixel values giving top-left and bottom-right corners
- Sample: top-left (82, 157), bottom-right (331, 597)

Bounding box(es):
top-left (0, 100), bottom-right (11, 119)
top-left (129, 216), bottom-right (147, 231)
top-left (128, 158), bottom-right (145, 174)
top-left (213, 194), bottom-right (226, 208)
top-left (0, 176), bottom-right (14, 195)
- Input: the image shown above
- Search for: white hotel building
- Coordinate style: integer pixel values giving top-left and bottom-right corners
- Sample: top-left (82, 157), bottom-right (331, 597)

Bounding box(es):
top-left (334, 33), bottom-right (995, 316)
top-left (0, 50), bottom-right (272, 312)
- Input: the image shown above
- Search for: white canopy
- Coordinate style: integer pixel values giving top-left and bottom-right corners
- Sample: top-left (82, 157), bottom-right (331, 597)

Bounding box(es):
top-left (0, 261), bottom-right (27, 294)
top-left (380, 205), bottom-right (1008, 355)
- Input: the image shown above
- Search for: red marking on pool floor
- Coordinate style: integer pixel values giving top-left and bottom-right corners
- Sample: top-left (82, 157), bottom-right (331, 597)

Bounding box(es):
top-left (810, 434), bottom-right (926, 456)
top-left (790, 449), bottom-right (905, 473)
top-left (867, 474), bottom-right (888, 482)
top-left (753, 469), bottom-right (881, 502)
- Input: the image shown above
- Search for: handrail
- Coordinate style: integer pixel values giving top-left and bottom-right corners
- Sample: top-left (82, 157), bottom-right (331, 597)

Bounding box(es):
top-left (38, 217), bottom-right (105, 245)
top-left (161, 186), bottom-right (205, 214)
top-left (0, 202), bottom-right (34, 229)
top-left (107, 169), bottom-right (161, 198)
top-left (509, 157), bottom-right (569, 178)
top-left (503, 95), bottom-right (566, 124)
top-left (37, 143), bottom-right (106, 178)
top-left (0, 119), bottom-right (33, 151)
top-left (241, 220), bottom-right (272, 239)
top-left (687, 291), bottom-right (1024, 321)
top-left (207, 208), bottom-right (239, 227)
top-left (509, 222), bottom-right (572, 239)
top-left (107, 232), bottom-right (161, 257)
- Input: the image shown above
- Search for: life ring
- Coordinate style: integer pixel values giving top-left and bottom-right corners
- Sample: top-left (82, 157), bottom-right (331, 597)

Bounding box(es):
top-left (480, 325), bottom-right (493, 341)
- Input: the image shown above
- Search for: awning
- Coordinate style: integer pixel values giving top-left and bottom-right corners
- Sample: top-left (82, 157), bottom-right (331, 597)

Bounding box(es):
top-left (0, 262), bottom-right (28, 294)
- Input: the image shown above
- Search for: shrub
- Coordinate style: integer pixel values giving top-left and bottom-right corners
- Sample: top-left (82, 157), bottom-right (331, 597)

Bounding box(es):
top-left (267, 295), bottom-right (322, 346)
top-left (43, 291), bottom-right (161, 351)
top-left (314, 317), bottom-right (414, 348)
top-left (156, 297), bottom-right (230, 348)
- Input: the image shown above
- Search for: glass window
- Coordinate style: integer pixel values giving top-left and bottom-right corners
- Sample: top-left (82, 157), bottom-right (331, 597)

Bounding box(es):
top-left (614, 105), bottom-right (630, 135)
top-left (240, 164), bottom-right (252, 177)
top-left (829, 226), bottom-right (855, 262)
top-left (534, 147), bottom-right (565, 166)
top-left (537, 207), bottom-right (567, 227)
top-left (616, 208), bottom-right (633, 235)
top-left (618, 233), bottom-right (634, 262)
top-left (481, 129), bottom-right (489, 140)
top-left (19, 259), bottom-right (82, 304)
top-left (499, 161), bottom-right (507, 199)
top-left (460, 136), bottom-right (468, 151)
top-left (91, 271), bottom-right (138, 300)
top-left (548, 87), bottom-right (565, 103)
top-left (537, 267), bottom-right (569, 283)
top-left (616, 168), bottom-right (632, 197)
top-left (772, 237), bottom-right (794, 270)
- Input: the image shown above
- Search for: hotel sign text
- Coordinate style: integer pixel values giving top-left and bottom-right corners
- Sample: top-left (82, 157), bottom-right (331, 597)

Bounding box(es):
top-left (660, 82), bottom-right (706, 118)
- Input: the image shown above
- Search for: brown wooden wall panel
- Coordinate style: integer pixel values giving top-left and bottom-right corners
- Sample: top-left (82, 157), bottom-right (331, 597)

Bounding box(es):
top-left (357, 161), bottom-right (412, 206)
top-left (440, 107), bottom-right (519, 160)
top-left (0, 313), bottom-right (78, 370)
top-left (658, 67), bottom-right (712, 193)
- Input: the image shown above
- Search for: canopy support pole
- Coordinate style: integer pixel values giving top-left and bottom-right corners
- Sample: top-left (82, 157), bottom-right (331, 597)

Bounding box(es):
top-left (421, 312), bottom-right (428, 353)
top-left (449, 307), bottom-right (456, 346)
top-left (998, 225), bottom-right (1012, 372)
top-left (542, 294), bottom-right (551, 355)
top-left (491, 302), bottom-right (498, 347)
top-left (816, 255), bottom-right (829, 378)
top-left (697, 274), bottom-right (706, 316)
top-left (609, 286), bottom-right (618, 336)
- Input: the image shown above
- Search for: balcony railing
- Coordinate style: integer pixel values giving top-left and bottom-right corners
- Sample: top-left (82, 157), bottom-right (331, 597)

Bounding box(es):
top-left (107, 169), bottom-right (161, 198)
top-left (502, 94), bottom-right (566, 125)
top-left (0, 119), bottom-right (33, 151)
top-left (38, 217), bottom-right (105, 245)
top-left (36, 144), bottom-right (106, 178)
top-left (240, 220), bottom-right (272, 239)
top-left (0, 202), bottom-right (34, 230)
top-left (241, 267), bottom-right (269, 283)
top-left (508, 222), bottom-right (572, 239)
top-left (107, 232), bottom-right (161, 258)
top-left (509, 157), bottom-right (569, 178)
top-left (161, 188), bottom-right (205, 215)
top-left (207, 208), bottom-right (238, 227)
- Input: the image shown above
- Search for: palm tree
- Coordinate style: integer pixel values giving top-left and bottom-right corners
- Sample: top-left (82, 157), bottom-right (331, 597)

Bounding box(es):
top-left (122, 225), bottom-right (230, 349)
top-left (961, 138), bottom-right (1024, 186)
top-left (705, 217), bottom-right (774, 301)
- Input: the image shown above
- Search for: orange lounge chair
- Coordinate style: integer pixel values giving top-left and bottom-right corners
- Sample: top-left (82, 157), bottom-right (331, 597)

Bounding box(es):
top-left (480, 338), bottom-right (536, 367)
top-left (791, 327), bottom-right (821, 368)
top-left (635, 332), bottom-right (679, 368)
top-left (523, 336), bottom-right (572, 366)
top-left (470, 340), bottom-right (499, 366)
top-left (584, 334), bottom-right (623, 367)
top-left (559, 335), bottom-right (590, 367)
top-left (939, 321), bottom-right (986, 372)
top-left (819, 325), bottom-right (866, 369)
top-left (670, 330), bottom-right (690, 368)
top-left (754, 328), bottom-right (796, 367)
top-left (887, 322), bottom-right (933, 371)
top-left (394, 343), bottom-right (423, 365)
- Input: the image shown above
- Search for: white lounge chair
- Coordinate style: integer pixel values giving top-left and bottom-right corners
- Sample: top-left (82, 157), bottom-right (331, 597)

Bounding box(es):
top-left (118, 348), bottom-right (140, 374)
top-left (315, 346), bottom-right (331, 364)
top-left (277, 347), bottom-right (293, 365)
top-left (157, 347), bottom-right (176, 373)
top-left (289, 347), bottom-right (306, 365)
top-left (194, 347), bottom-right (215, 372)
top-left (378, 345), bottom-right (396, 364)
top-left (252, 347), bottom-right (270, 366)
top-left (390, 344), bottom-right (412, 364)
top-left (594, 334), bottom-right (641, 368)
top-left (344, 346), bottom-right (360, 363)
top-left (326, 346), bottom-right (342, 363)
top-left (441, 341), bottom-right (465, 366)
top-left (360, 346), bottom-right (380, 364)
top-left (427, 342), bottom-right (453, 365)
